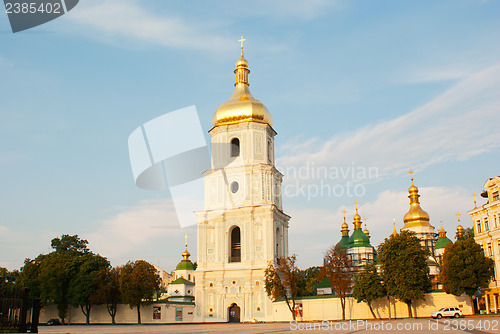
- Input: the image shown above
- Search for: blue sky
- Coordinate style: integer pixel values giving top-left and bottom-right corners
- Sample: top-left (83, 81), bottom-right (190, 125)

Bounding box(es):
top-left (1, 0), bottom-right (499, 271)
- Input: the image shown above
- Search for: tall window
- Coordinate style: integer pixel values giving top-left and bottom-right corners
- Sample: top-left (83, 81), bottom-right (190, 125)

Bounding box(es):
top-left (485, 218), bottom-right (489, 231)
top-left (267, 141), bottom-right (272, 164)
top-left (229, 226), bottom-right (241, 262)
top-left (231, 138), bottom-right (240, 157)
top-left (477, 220), bottom-right (482, 234)
top-left (275, 227), bottom-right (281, 257)
top-left (493, 191), bottom-right (499, 202)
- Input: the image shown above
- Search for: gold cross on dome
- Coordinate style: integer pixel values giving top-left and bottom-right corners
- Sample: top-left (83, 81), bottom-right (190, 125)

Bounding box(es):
top-left (238, 36), bottom-right (246, 49)
top-left (472, 192), bottom-right (477, 208)
top-left (456, 212), bottom-right (461, 222)
top-left (184, 234), bottom-right (188, 248)
top-left (354, 200), bottom-right (359, 213)
top-left (408, 169), bottom-right (415, 183)
top-left (342, 208), bottom-right (347, 220)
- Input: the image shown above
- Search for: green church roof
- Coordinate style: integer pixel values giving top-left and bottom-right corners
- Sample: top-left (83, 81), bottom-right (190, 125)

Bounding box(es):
top-left (336, 236), bottom-right (349, 250)
top-left (316, 277), bottom-right (331, 289)
top-left (175, 260), bottom-right (194, 271)
top-left (435, 236), bottom-right (453, 249)
top-left (170, 277), bottom-right (195, 286)
top-left (348, 228), bottom-right (371, 248)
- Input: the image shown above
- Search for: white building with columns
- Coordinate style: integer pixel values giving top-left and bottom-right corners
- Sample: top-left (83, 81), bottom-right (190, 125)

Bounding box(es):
top-left (194, 40), bottom-right (290, 323)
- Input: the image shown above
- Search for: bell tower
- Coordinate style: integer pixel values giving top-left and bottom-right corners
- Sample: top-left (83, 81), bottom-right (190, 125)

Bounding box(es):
top-left (194, 38), bottom-right (290, 322)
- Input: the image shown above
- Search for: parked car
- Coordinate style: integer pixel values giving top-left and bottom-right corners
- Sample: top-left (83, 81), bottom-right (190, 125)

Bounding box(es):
top-left (46, 318), bottom-right (61, 325)
top-left (431, 307), bottom-right (463, 319)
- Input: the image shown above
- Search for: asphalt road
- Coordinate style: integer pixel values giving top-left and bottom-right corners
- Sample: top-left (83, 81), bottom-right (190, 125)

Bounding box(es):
top-left (38, 316), bottom-right (500, 334)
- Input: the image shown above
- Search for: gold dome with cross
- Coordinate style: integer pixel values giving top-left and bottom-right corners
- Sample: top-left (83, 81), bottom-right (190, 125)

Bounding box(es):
top-left (212, 36), bottom-right (273, 127)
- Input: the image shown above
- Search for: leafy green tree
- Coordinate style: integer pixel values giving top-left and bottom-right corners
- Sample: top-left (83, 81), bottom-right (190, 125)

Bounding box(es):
top-left (18, 234), bottom-right (96, 324)
top-left (38, 252), bottom-right (74, 323)
top-left (378, 230), bottom-right (431, 318)
top-left (298, 266), bottom-right (321, 297)
top-left (264, 255), bottom-right (301, 320)
top-left (439, 236), bottom-right (494, 312)
top-left (91, 267), bottom-right (121, 324)
top-left (17, 256), bottom-right (45, 299)
top-left (119, 260), bottom-right (161, 324)
top-left (51, 234), bottom-right (90, 255)
top-left (0, 267), bottom-right (19, 291)
top-left (69, 253), bottom-right (110, 324)
top-left (320, 245), bottom-right (353, 320)
top-left (352, 264), bottom-right (386, 319)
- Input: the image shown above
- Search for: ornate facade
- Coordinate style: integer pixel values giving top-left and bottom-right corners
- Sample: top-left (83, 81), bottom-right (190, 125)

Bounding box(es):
top-left (194, 40), bottom-right (290, 322)
top-left (468, 176), bottom-right (500, 313)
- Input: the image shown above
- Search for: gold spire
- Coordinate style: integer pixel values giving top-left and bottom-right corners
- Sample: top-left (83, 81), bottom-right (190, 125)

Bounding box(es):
top-left (439, 218), bottom-right (447, 238)
top-left (403, 169), bottom-right (431, 228)
top-left (472, 192), bottom-right (477, 209)
top-left (235, 36), bottom-right (249, 85)
top-left (353, 201), bottom-right (362, 229)
top-left (182, 234), bottom-right (191, 261)
top-left (391, 219), bottom-right (398, 237)
top-left (212, 37), bottom-right (273, 127)
top-left (341, 209), bottom-right (349, 237)
top-left (456, 212), bottom-right (464, 238)
top-left (363, 218), bottom-right (370, 237)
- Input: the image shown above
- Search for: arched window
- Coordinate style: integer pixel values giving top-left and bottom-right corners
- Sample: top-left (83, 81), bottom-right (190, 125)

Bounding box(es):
top-left (267, 140), bottom-right (272, 163)
top-left (231, 138), bottom-right (240, 157)
top-left (229, 226), bottom-right (241, 262)
top-left (276, 227), bottom-right (281, 257)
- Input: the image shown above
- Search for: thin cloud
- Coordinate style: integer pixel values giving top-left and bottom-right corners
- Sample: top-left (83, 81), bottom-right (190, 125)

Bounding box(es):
top-left (278, 64), bottom-right (500, 180)
top-left (86, 198), bottom-right (197, 268)
top-left (67, 0), bottom-right (232, 52)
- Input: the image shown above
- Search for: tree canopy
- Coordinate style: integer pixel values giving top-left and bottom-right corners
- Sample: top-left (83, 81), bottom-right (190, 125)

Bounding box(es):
top-left (440, 235), bottom-right (494, 309)
top-left (264, 255), bottom-right (301, 320)
top-left (321, 245), bottom-right (353, 320)
top-left (352, 263), bottom-right (386, 319)
top-left (91, 267), bottom-right (121, 324)
top-left (119, 260), bottom-right (161, 324)
top-left (378, 230), bottom-right (431, 318)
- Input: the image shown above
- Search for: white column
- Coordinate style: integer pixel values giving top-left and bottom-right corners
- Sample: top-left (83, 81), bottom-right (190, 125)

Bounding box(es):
top-left (486, 295), bottom-right (490, 314)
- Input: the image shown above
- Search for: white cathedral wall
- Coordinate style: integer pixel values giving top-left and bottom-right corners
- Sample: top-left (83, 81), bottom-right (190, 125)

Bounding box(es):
top-left (40, 303), bottom-right (195, 324)
top-left (272, 292), bottom-right (473, 322)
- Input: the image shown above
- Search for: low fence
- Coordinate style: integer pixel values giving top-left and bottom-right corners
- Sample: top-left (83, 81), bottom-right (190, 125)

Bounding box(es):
top-left (0, 288), bottom-right (41, 333)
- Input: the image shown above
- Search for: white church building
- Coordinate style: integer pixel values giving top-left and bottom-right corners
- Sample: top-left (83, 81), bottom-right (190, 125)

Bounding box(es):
top-left (193, 39), bottom-right (290, 323)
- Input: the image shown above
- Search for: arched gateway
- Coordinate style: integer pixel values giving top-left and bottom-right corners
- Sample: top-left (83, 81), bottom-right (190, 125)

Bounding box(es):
top-left (228, 303), bottom-right (240, 323)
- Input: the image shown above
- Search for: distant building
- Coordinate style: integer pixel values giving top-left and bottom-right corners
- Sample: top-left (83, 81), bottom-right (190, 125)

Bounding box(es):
top-left (346, 203), bottom-right (376, 270)
top-left (468, 176), bottom-right (500, 313)
top-left (167, 237), bottom-right (195, 303)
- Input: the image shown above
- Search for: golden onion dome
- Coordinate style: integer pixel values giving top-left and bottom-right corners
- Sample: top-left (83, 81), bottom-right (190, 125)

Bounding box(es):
top-left (182, 249), bottom-right (191, 261)
top-left (391, 220), bottom-right (398, 237)
top-left (403, 174), bottom-right (431, 228)
top-left (341, 221), bottom-right (349, 237)
top-left (212, 42), bottom-right (273, 127)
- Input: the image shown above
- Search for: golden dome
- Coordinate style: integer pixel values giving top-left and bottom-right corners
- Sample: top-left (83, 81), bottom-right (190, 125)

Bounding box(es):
top-left (212, 42), bottom-right (273, 127)
top-left (353, 214), bottom-right (362, 230)
top-left (456, 212), bottom-right (464, 238)
top-left (341, 222), bottom-right (349, 237)
top-left (439, 219), bottom-right (447, 238)
top-left (182, 249), bottom-right (191, 261)
top-left (403, 173), bottom-right (431, 228)
top-left (391, 220), bottom-right (398, 237)
top-left (363, 224), bottom-right (370, 237)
